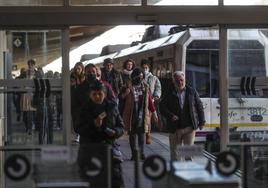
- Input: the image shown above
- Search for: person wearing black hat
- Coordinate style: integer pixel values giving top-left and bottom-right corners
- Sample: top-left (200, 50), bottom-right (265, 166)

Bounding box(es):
top-left (76, 80), bottom-right (124, 188)
top-left (119, 68), bottom-right (158, 160)
top-left (101, 58), bottom-right (123, 97)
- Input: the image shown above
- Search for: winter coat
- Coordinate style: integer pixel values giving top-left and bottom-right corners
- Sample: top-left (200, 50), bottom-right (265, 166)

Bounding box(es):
top-left (145, 72), bottom-right (162, 98)
top-left (101, 68), bottom-right (123, 96)
top-left (20, 68), bottom-right (39, 112)
top-left (119, 82), bottom-right (155, 133)
top-left (76, 99), bottom-right (124, 144)
top-left (160, 85), bottom-right (205, 133)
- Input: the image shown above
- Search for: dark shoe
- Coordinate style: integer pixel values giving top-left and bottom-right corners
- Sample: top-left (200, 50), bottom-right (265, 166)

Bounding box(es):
top-left (130, 156), bottom-right (136, 161)
top-left (185, 156), bottom-right (193, 161)
top-left (17, 115), bottom-right (20, 121)
top-left (27, 130), bottom-right (32, 135)
top-left (140, 154), bottom-right (146, 160)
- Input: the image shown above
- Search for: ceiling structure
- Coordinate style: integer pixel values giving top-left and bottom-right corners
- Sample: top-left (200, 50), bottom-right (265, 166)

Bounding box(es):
top-left (11, 26), bottom-right (113, 70)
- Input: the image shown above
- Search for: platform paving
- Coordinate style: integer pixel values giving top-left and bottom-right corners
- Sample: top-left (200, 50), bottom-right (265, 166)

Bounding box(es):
top-left (118, 132), bottom-right (207, 188)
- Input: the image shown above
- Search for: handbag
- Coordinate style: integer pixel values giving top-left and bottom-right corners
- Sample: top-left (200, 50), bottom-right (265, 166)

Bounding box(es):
top-left (145, 132), bottom-right (152, 144)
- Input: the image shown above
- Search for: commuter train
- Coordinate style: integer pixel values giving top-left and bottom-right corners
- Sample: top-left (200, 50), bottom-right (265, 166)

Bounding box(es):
top-left (83, 27), bottom-right (268, 143)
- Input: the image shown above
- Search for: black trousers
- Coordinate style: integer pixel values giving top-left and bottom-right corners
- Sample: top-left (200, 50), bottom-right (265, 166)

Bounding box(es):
top-left (129, 130), bottom-right (145, 156)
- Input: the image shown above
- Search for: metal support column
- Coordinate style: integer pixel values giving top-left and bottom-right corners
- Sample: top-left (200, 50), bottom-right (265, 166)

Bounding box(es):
top-left (61, 28), bottom-right (71, 146)
top-left (0, 30), bottom-right (6, 188)
top-left (219, 26), bottom-right (229, 151)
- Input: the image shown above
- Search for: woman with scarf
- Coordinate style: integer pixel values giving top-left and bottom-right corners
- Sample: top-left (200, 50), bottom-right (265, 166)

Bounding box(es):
top-left (119, 59), bottom-right (135, 115)
top-left (121, 59), bottom-right (135, 86)
top-left (119, 68), bottom-right (158, 160)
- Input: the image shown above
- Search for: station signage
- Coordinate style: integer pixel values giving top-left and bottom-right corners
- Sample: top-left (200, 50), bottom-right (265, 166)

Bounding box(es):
top-left (215, 151), bottom-right (239, 176)
top-left (4, 154), bottom-right (31, 181)
top-left (41, 146), bottom-right (70, 161)
top-left (143, 155), bottom-right (166, 180)
top-left (177, 145), bottom-right (203, 157)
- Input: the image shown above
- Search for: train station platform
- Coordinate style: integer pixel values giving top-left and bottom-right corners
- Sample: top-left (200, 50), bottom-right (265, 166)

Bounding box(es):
top-left (118, 132), bottom-right (208, 188)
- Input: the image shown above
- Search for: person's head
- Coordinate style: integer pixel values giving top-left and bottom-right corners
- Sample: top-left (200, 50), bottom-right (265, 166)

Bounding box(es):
top-left (88, 80), bottom-right (107, 104)
top-left (140, 59), bottom-right (151, 74)
top-left (27, 59), bottom-right (36, 70)
top-left (85, 63), bottom-right (97, 81)
top-left (74, 62), bottom-right (84, 75)
top-left (131, 68), bottom-right (144, 85)
top-left (46, 70), bottom-right (54, 78)
top-left (20, 67), bottom-right (26, 74)
top-left (123, 59), bottom-right (135, 71)
top-left (103, 58), bottom-right (114, 72)
top-left (173, 71), bottom-right (186, 90)
top-left (20, 68), bottom-right (27, 77)
top-left (54, 71), bottom-right (60, 79)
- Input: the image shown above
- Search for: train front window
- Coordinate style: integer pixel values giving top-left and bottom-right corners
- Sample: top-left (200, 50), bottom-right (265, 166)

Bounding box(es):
top-left (186, 40), bottom-right (219, 98)
top-left (228, 40), bottom-right (266, 77)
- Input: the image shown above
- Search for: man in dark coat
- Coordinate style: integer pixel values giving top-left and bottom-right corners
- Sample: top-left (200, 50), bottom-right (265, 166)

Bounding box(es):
top-left (160, 71), bottom-right (205, 161)
top-left (101, 58), bottom-right (123, 97)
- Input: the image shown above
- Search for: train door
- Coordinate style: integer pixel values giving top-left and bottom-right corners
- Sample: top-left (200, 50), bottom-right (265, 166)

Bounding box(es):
top-left (0, 29), bottom-right (71, 188)
top-left (185, 36), bottom-right (220, 141)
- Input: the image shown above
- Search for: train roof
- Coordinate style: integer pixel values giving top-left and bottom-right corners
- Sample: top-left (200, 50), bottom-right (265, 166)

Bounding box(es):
top-left (84, 28), bottom-right (268, 65)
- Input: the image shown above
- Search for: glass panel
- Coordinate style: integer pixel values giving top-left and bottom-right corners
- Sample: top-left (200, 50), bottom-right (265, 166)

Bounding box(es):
top-left (228, 29), bottom-right (268, 143)
top-left (70, 0), bottom-right (141, 6)
top-left (0, 146), bottom-right (91, 188)
top-left (186, 40), bottom-right (219, 98)
top-left (229, 145), bottom-right (268, 188)
top-left (148, 0), bottom-right (218, 6)
top-left (247, 145), bottom-right (268, 188)
top-left (1, 30), bottom-right (63, 146)
top-left (0, 0), bottom-right (63, 6)
top-left (225, 0), bottom-right (268, 5)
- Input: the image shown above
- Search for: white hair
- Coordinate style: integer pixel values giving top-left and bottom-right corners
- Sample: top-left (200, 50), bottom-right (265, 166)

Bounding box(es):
top-left (173, 71), bottom-right (185, 78)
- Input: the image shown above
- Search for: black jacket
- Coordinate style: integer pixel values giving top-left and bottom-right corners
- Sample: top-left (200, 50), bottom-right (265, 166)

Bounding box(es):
top-left (76, 99), bottom-right (124, 144)
top-left (101, 68), bottom-right (123, 96)
top-left (160, 85), bottom-right (205, 133)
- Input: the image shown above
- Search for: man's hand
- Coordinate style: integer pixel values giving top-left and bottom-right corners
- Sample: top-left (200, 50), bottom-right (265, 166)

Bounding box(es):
top-left (95, 117), bottom-right (103, 128)
top-left (153, 96), bottom-right (160, 102)
top-left (198, 123), bottom-right (205, 130)
top-left (171, 115), bottom-right (179, 122)
top-left (104, 127), bottom-right (116, 137)
top-left (152, 112), bottom-right (158, 124)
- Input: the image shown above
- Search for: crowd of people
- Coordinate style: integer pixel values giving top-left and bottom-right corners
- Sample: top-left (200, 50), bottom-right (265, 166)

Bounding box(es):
top-left (70, 57), bottom-right (206, 187)
top-left (14, 57), bottom-right (205, 188)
